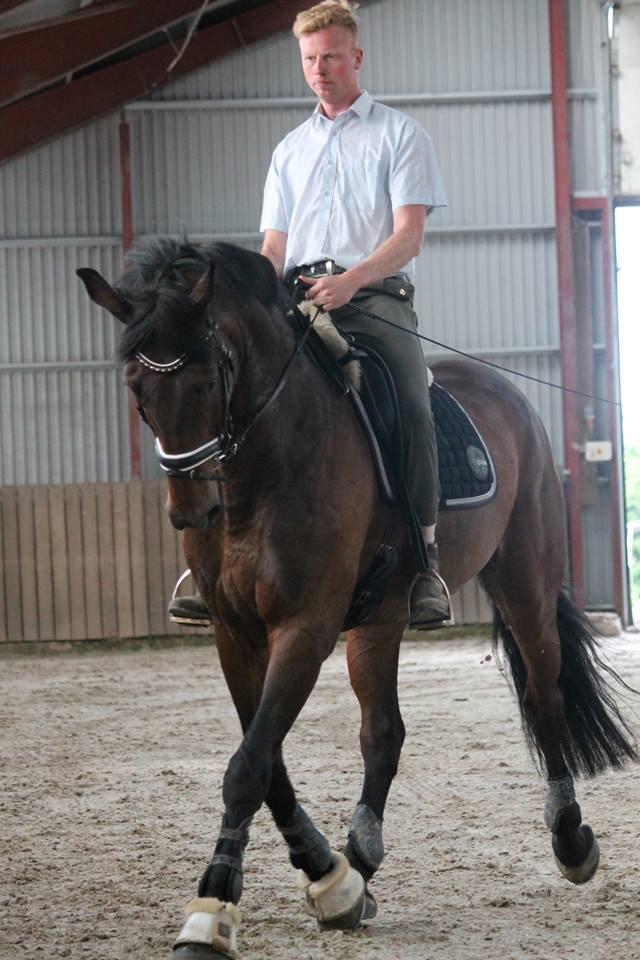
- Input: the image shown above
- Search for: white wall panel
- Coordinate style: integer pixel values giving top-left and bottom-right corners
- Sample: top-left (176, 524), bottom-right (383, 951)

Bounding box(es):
top-left (0, 243), bottom-right (128, 484)
top-left (569, 96), bottom-right (602, 192)
top-left (0, 118), bottom-right (121, 237)
top-left (129, 107), bottom-right (310, 235)
top-left (155, 0), bottom-right (551, 101)
top-left (417, 232), bottom-right (559, 353)
top-left (566, 0), bottom-right (600, 89)
top-left (0, 367), bottom-right (127, 485)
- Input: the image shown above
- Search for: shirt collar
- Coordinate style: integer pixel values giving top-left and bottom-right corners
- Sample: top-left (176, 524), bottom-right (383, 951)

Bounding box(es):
top-left (312, 90), bottom-right (374, 125)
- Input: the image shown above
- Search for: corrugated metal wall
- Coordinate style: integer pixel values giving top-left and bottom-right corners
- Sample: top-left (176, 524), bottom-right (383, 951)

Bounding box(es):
top-left (0, 0), bottom-right (619, 621)
top-left (125, 0), bottom-right (571, 467)
top-left (0, 117), bottom-right (128, 484)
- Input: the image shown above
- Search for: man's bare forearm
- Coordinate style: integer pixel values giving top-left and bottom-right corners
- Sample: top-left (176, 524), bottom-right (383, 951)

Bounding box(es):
top-left (345, 227), bottom-right (421, 289)
top-left (261, 229), bottom-right (287, 278)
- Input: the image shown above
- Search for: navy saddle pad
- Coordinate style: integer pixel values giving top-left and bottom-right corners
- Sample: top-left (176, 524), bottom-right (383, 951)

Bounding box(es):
top-left (350, 348), bottom-right (496, 510)
top-left (430, 381), bottom-right (496, 509)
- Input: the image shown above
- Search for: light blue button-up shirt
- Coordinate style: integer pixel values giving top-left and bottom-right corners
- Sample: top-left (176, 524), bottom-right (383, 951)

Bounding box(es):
top-left (260, 90), bottom-right (446, 280)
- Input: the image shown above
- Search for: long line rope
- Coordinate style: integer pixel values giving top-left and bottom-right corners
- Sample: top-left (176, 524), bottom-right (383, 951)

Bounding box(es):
top-left (348, 301), bottom-right (622, 409)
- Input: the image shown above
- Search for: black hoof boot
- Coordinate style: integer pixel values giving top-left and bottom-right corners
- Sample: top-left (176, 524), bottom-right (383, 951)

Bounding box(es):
top-left (173, 945), bottom-right (232, 959)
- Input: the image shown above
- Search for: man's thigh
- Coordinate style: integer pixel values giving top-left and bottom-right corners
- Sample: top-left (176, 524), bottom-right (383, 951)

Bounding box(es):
top-left (334, 293), bottom-right (431, 412)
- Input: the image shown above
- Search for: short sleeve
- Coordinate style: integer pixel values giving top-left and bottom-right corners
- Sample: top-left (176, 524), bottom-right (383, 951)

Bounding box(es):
top-left (260, 149), bottom-right (289, 233)
top-left (389, 121), bottom-right (447, 211)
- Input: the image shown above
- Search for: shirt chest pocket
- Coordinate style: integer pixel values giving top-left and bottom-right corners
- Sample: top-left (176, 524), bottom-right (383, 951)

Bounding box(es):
top-left (338, 156), bottom-right (384, 210)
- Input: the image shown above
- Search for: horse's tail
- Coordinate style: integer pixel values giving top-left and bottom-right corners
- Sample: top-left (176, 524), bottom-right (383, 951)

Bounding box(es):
top-left (493, 591), bottom-right (638, 777)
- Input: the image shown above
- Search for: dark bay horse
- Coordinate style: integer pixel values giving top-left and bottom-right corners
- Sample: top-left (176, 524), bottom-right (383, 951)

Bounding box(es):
top-left (78, 238), bottom-right (636, 959)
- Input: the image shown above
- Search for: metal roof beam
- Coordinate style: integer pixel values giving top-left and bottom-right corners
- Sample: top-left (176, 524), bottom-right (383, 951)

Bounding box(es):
top-left (0, 0), bottom-right (217, 108)
top-left (0, 0), bottom-right (308, 165)
top-left (0, 0), bottom-right (31, 15)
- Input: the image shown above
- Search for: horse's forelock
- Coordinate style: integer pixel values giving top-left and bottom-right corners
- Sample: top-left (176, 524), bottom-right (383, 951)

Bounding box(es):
top-left (116, 286), bottom-right (214, 364)
top-left (114, 237), bottom-right (280, 363)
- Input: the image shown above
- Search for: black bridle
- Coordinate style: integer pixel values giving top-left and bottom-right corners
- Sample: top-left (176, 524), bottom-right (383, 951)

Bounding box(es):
top-left (136, 308), bottom-right (316, 479)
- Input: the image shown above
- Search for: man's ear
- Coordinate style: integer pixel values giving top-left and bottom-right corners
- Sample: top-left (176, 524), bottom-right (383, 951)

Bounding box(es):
top-left (76, 268), bottom-right (133, 323)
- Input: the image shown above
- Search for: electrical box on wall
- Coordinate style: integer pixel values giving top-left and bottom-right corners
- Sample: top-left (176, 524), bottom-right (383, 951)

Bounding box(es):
top-left (585, 441), bottom-right (613, 462)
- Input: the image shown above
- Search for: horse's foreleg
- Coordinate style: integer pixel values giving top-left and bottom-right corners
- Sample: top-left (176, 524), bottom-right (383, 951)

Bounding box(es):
top-left (173, 628), bottom-right (265, 959)
top-left (342, 624), bottom-right (405, 916)
top-left (181, 621), bottom-right (365, 944)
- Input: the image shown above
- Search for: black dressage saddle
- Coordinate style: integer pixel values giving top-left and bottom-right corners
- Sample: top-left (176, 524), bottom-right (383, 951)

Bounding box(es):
top-left (287, 300), bottom-right (496, 512)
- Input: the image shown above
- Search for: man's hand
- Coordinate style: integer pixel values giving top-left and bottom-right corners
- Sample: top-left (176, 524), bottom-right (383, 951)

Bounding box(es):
top-left (299, 272), bottom-right (361, 311)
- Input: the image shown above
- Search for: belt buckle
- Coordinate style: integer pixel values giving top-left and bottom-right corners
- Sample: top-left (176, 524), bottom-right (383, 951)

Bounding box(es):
top-left (324, 259), bottom-right (335, 276)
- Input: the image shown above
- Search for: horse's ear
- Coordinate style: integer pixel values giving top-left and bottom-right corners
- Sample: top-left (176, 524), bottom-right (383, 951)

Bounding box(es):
top-left (189, 264), bottom-right (215, 308)
top-left (76, 268), bottom-right (133, 324)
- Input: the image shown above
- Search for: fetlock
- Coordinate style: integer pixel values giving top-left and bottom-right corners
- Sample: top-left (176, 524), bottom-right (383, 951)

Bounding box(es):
top-left (279, 802), bottom-right (332, 879)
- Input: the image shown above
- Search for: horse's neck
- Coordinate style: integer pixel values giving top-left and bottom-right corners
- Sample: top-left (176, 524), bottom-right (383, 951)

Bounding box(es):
top-left (227, 302), bottom-right (296, 419)
top-left (221, 305), bottom-right (342, 498)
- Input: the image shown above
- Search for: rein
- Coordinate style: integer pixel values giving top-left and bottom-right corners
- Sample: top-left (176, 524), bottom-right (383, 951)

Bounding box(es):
top-left (140, 306), bottom-right (318, 479)
top-left (348, 303), bottom-right (621, 409)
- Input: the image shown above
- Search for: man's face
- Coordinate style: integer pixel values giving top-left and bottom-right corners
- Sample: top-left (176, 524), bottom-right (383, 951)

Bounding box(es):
top-left (299, 25), bottom-right (363, 109)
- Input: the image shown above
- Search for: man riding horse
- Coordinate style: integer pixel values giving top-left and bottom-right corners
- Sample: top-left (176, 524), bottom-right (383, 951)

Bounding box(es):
top-left (171, 0), bottom-right (452, 630)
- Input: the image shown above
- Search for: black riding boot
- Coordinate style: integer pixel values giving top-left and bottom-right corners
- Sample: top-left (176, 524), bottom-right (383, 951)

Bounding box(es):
top-left (168, 594), bottom-right (213, 627)
top-left (408, 543), bottom-right (453, 630)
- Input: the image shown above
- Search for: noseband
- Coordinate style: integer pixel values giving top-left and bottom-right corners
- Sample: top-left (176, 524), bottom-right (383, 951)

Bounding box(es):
top-left (137, 308), bottom-right (315, 479)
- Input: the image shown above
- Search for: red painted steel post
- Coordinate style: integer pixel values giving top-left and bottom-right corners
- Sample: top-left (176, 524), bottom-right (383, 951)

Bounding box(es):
top-left (549, 0), bottom-right (585, 600)
top-left (119, 116), bottom-right (141, 480)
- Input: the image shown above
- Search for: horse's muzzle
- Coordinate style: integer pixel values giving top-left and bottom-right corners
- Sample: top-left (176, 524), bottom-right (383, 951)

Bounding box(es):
top-left (168, 503), bottom-right (221, 530)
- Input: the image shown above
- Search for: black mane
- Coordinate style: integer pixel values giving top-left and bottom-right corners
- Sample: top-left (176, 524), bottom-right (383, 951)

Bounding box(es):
top-left (116, 237), bottom-right (280, 362)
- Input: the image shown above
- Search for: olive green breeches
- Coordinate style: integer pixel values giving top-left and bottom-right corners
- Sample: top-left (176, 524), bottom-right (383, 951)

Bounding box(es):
top-left (332, 283), bottom-right (440, 527)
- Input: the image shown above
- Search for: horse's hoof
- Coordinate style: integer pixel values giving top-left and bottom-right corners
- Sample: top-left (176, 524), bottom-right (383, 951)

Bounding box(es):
top-left (553, 825), bottom-right (600, 884)
top-left (173, 946), bottom-right (233, 959)
top-left (317, 888), bottom-right (366, 931)
top-left (299, 851), bottom-right (367, 930)
top-left (173, 898), bottom-right (240, 959)
top-left (363, 887), bottom-right (378, 919)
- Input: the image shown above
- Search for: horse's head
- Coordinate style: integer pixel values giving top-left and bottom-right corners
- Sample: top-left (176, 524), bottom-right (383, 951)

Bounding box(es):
top-left (77, 239), bottom-right (275, 530)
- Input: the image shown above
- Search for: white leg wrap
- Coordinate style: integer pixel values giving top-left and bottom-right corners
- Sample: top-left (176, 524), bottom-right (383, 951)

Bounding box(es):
top-left (173, 897), bottom-right (241, 959)
top-left (296, 851), bottom-right (365, 924)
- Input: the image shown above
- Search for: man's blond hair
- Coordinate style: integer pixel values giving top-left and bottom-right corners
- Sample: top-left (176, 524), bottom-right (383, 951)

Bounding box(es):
top-left (293, 1), bottom-right (360, 41)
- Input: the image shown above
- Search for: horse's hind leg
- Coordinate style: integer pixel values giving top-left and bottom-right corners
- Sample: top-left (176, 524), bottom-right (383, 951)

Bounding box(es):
top-left (343, 623), bottom-right (405, 915)
top-left (479, 462), bottom-right (633, 884)
top-left (486, 583), bottom-right (601, 883)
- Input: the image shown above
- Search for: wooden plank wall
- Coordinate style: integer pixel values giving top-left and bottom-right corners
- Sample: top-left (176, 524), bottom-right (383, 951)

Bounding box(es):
top-left (0, 481), bottom-right (493, 645)
top-left (0, 482), bottom-right (189, 644)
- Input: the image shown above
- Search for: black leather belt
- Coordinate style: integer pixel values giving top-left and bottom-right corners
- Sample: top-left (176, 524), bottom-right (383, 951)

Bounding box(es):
top-left (286, 259), bottom-right (346, 283)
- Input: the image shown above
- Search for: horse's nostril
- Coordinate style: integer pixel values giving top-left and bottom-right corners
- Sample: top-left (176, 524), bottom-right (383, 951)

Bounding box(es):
top-left (168, 507), bottom-right (187, 530)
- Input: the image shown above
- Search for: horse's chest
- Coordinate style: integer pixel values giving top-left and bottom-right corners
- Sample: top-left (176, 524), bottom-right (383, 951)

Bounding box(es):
top-left (217, 535), bottom-right (311, 625)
